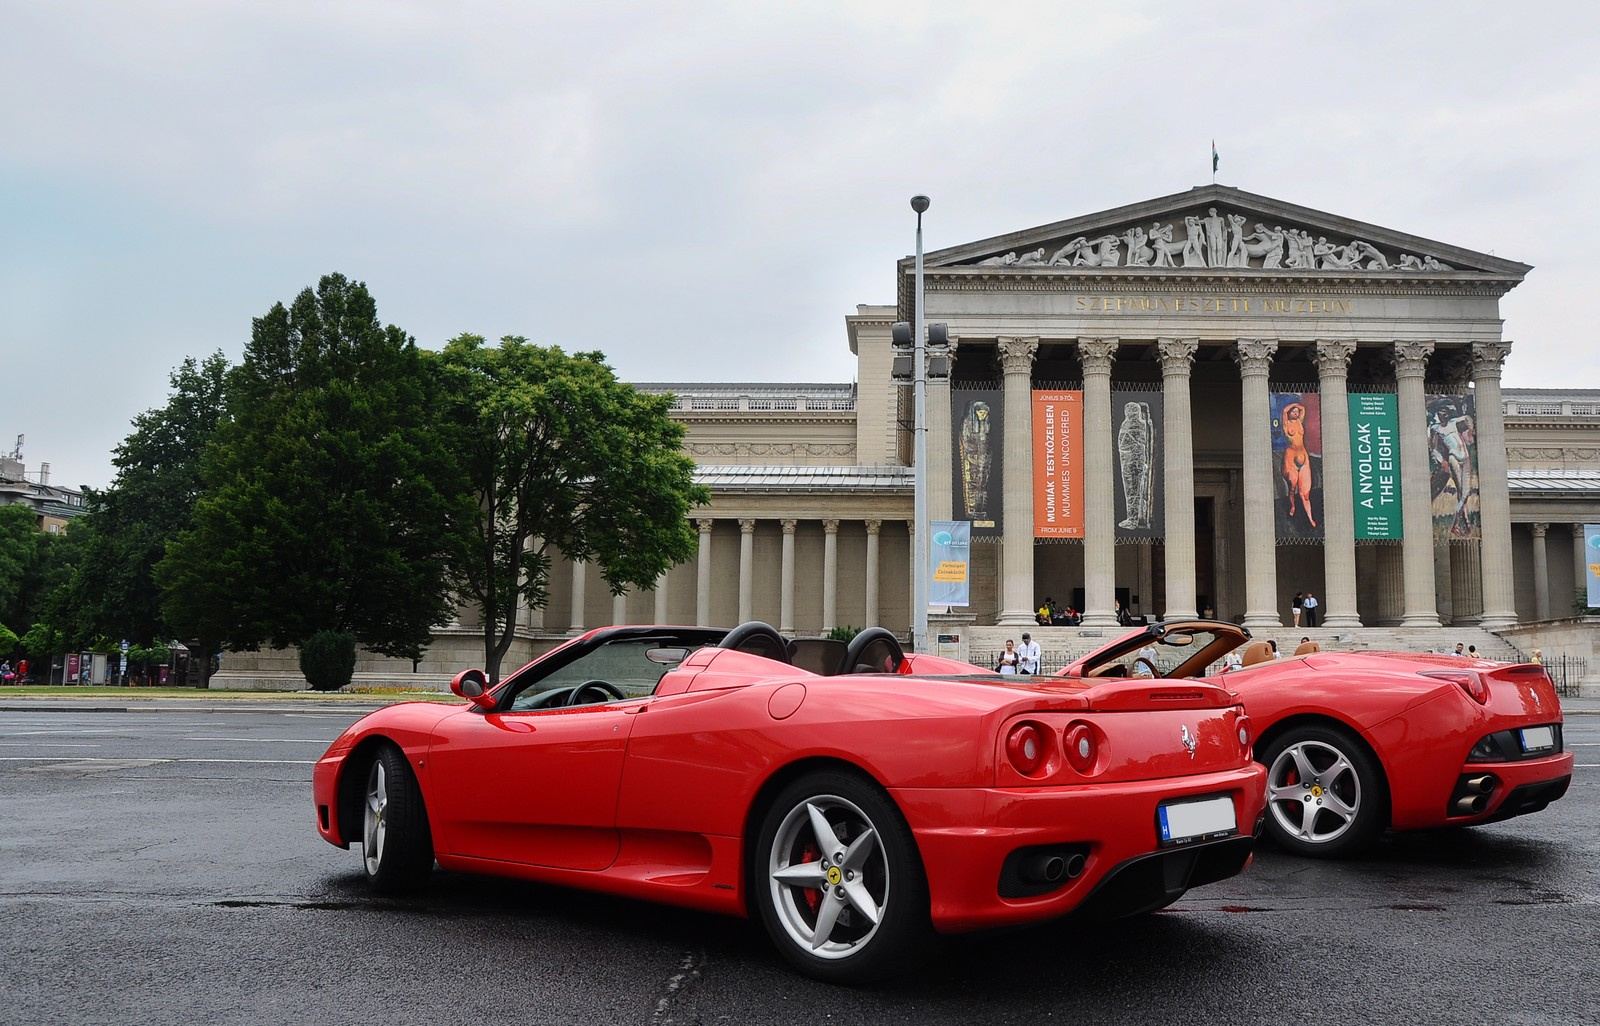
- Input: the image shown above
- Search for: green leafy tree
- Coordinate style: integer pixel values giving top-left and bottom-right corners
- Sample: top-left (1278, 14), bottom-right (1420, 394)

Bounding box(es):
top-left (59, 354), bottom-right (230, 656)
top-left (0, 504), bottom-right (35, 622)
top-left (158, 274), bottom-right (474, 666)
top-left (439, 335), bottom-right (707, 684)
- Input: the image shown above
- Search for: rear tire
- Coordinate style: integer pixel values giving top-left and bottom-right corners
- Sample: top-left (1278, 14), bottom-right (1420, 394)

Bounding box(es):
top-left (752, 770), bottom-right (934, 983)
top-left (362, 745), bottom-right (434, 892)
top-left (1259, 724), bottom-right (1386, 858)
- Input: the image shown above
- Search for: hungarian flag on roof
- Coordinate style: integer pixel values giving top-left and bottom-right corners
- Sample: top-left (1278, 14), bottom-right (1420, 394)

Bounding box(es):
top-left (1212, 141), bottom-right (1219, 173)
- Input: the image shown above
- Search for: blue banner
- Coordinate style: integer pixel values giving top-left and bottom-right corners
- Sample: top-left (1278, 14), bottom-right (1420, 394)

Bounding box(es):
top-left (930, 520), bottom-right (971, 607)
top-left (1587, 524), bottom-right (1600, 609)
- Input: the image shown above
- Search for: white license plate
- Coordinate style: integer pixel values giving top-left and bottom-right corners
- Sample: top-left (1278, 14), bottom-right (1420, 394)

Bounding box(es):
top-left (1519, 726), bottom-right (1555, 752)
top-left (1158, 795), bottom-right (1237, 846)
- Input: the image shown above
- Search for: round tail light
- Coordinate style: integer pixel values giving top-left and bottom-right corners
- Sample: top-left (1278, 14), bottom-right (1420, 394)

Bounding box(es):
top-left (1065, 723), bottom-right (1098, 774)
top-left (1006, 722), bottom-right (1049, 776)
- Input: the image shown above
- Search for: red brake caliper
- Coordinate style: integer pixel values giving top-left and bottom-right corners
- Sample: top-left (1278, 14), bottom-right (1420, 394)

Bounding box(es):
top-left (799, 843), bottom-right (820, 913)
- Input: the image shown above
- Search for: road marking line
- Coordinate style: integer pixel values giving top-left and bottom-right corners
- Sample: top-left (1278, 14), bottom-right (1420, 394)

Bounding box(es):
top-left (0, 742), bottom-right (99, 747)
top-left (0, 757), bottom-right (315, 764)
top-left (185, 737), bottom-right (333, 743)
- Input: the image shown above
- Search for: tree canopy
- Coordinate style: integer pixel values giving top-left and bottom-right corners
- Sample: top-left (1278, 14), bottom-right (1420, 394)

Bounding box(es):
top-left (158, 274), bottom-right (475, 662)
top-left (439, 335), bottom-right (707, 682)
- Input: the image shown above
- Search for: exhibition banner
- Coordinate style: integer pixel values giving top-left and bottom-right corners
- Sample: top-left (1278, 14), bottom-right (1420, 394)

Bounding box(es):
top-left (1587, 524), bottom-right (1600, 609)
top-left (953, 389), bottom-right (1002, 538)
top-left (1349, 393), bottom-right (1401, 539)
top-left (929, 520), bottom-right (971, 607)
top-left (1113, 390), bottom-right (1163, 539)
top-left (1271, 392), bottom-right (1324, 540)
top-left (1427, 394), bottom-right (1481, 540)
top-left (1032, 390), bottom-right (1083, 538)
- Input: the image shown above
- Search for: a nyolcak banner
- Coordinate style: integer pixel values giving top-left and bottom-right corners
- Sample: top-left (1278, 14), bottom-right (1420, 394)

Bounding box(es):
top-left (1032, 390), bottom-right (1083, 538)
top-left (1349, 393), bottom-right (1401, 539)
top-left (1427, 394), bottom-right (1480, 540)
top-left (1272, 392), bottom-right (1323, 540)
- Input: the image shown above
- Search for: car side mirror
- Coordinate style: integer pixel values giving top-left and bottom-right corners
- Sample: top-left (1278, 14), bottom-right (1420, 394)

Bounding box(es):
top-left (450, 668), bottom-right (497, 709)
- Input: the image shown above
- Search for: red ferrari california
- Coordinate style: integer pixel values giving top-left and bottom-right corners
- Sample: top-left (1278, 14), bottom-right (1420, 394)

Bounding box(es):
top-left (315, 622), bottom-right (1267, 982)
top-left (1057, 620), bottom-right (1573, 858)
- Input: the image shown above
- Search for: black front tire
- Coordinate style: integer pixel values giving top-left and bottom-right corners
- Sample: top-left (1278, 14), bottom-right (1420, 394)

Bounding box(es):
top-left (1259, 724), bottom-right (1387, 858)
top-left (362, 744), bottom-right (435, 892)
top-left (752, 770), bottom-right (934, 983)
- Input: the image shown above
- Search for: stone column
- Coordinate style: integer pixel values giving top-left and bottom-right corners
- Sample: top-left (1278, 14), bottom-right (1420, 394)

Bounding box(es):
top-left (997, 336), bottom-right (1040, 626)
top-left (1391, 340), bottom-right (1441, 627)
top-left (865, 519), bottom-right (882, 627)
top-left (779, 519), bottom-right (797, 633)
top-left (1434, 538), bottom-right (1455, 625)
top-left (653, 571), bottom-right (669, 624)
top-left (823, 519), bottom-right (840, 630)
top-left (568, 559), bottom-right (587, 634)
top-left (1234, 338), bottom-right (1280, 628)
top-left (1079, 337), bottom-right (1120, 627)
top-left (1315, 339), bottom-right (1362, 627)
top-left (1157, 337), bottom-right (1199, 619)
top-left (1452, 543), bottom-right (1482, 623)
top-left (695, 518), bottom-right (714, 627)
top-left (1377, 545), bottom-right (1404, 625)
top-left (1473, 342), bottom-right (1517, 628)
top-left (738, 518), bottom-right (756, 623)
top-left (1575, 524), bottom-right (1591, 612)
top-left (1531, 522), bottom-right (1550, 621)
top-left (927, 339), bottom-right (958, 523)
top-left (612, 590), bottom-right (627, 626)
top-left (523, 536), bottom-right (545, 631)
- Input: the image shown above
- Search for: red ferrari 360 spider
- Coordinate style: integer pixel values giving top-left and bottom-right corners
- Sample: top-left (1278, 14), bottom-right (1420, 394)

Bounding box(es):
top-left (315, 622), bottom-right (1267, 982)
top-left (1057, 620), bottom-right (1573, 858)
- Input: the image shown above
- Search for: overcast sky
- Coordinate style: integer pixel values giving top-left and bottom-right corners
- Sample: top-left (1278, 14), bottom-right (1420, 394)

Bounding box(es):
top-left (4, 1), bottom-right (1597, 490)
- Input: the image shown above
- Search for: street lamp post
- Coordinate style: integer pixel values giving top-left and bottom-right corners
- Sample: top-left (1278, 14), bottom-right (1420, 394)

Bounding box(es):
top-left (911, 195), bottom-right (930, 654)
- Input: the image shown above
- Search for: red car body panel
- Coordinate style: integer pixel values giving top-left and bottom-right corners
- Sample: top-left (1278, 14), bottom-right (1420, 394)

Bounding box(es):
top-left (1056, 623), bottom-right (1573, 837)
top-left (314, 625), bottom-right (1267, 934)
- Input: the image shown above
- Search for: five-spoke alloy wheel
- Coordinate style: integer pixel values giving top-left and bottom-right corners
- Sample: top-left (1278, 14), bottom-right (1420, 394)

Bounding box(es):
top-left (362, 744), bottom-right (435, 891)
top-left (754, 771), bottom-right (932, 983)
top-left (1260, 724), bottom-right (1386, 857)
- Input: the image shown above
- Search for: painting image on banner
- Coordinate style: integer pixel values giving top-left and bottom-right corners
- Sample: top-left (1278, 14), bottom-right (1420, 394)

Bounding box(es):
top-left (1349, 393), bottom-right (1401, 539)
top-left (1113, 391), bottom-right (1163, 539)
top-left (1587, 525), bottom-right (1600, 609)
top-left (1271, 392), bottom-right (1323, 539)
top-left (1032, 390), bottom-right (1083, 538)
top-left (929, 520), bottom-right (971, 607)
top-left (1427, 394), bottom-right (1480, 539)
top-left (953, 389), bottom-right (1002, 538)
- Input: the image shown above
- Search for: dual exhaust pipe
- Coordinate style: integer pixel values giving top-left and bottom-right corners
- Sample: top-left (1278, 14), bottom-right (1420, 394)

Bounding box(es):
top-left (1019, 851), bottom-right (1087, 885)
top-left (1453, 774), bottom-right (1497, 815)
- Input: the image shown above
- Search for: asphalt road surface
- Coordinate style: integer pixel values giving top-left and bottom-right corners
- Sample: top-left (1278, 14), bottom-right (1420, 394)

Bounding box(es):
top-left (1, 705), bottom-right (1596, 1026)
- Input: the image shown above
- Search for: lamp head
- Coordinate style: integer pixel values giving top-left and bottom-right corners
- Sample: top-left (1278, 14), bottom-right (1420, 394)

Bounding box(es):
top-left (910, 195), bottom-right (930, 214)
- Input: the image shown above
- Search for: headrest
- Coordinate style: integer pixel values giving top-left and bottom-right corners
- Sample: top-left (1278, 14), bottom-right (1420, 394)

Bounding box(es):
top-left (1240, 641), bottom-right (1275, 667)
top-left (1293, 640), bottom-right (1321, 655)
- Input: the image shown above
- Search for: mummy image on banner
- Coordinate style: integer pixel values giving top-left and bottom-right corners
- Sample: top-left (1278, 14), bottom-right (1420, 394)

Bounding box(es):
top-left (1112, 391), bottom-right (1163, 539)
top-left (1427, 394), bottom-right (1480, 539)
top-left (953, 389), bottom-right (1003, 539)
top-left (1271, 392), bottom-right (1324, 539)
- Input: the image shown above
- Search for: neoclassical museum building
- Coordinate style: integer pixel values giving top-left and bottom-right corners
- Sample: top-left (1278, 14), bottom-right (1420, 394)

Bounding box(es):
top-left (232, 185), bottom-right (1600, 688)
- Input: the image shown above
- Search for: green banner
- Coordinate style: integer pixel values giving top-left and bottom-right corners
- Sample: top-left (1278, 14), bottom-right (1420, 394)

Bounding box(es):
top-left (1349, 393), bottom-right (1401, 539)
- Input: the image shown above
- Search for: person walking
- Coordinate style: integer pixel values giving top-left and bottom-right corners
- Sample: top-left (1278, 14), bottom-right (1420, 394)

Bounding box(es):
top-left (997, 640), bottom-right (1020, 674)
top-left (1302, 591), bottom-right (1319, 627)
top-left (1017, 633), bottom-right (1042, 675)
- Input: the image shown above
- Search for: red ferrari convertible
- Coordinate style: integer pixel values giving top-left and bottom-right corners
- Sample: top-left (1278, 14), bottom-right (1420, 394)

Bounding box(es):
top-left (315, 622), bottom-right (1267, 982)
top-left (1058, 620), bottom-right (1573, 858)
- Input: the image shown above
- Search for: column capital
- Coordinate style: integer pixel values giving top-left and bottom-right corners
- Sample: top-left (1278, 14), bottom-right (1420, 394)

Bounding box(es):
top-left (865, 519), bottom-right (882, 535)
top-left (823, 518), bottom-right (840, 534)
top-left (1390, 339), bottom-right (1436, 378)
top-left (738, 518), bottom-right (756, 534)
top-left (997, 336), bottom-right (1039, 373)
top-left (1314, 338), bottom-right (1358, 376)
top-left (1232, 337), bottom-right (1278, 373)
top-left (1435, 346), bottom-right (1475, 392)
top-left (781, 518), bottom-right (797, 534)
top-left (905, 519), bottom-right (915, 535)
top-left (695, 517), bottom-right (715, 533)
top-left (1076, 336), bottom-right (1119, 374)
top-left (1573, 523), bottom-right (1587, 538)
top-left (1532, 521), bottom-right (1549, 538)
top-left (1471, 341), bottom-right (1513, 379)
top-left (1156, 337), bottom-right (1199, 372)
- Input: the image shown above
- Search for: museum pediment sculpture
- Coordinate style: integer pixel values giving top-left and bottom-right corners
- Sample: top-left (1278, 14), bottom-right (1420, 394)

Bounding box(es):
top-left (926, 185), bottom-right (1528, 279)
